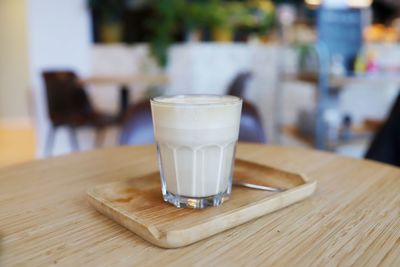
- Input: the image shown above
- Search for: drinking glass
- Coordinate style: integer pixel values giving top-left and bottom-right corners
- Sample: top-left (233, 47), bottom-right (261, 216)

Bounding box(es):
top-left (150, 95), bottom-right (242, 208)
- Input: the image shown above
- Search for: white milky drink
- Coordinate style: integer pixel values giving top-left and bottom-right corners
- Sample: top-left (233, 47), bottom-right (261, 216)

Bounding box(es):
top-left (151, 95), bottom-right (242, 208)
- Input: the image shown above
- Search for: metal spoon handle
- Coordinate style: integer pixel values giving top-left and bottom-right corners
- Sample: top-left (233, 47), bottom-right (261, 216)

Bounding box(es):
top-left (233, 181), bottom-right (285, 192)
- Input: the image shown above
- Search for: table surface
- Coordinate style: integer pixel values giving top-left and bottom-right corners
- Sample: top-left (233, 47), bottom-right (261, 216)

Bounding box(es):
top-left (81, 74), bottom-right (169, 87)
top-left (285, 73), bottom-right (400, 88)
top-left (1, 144), bottom-right (399, 266)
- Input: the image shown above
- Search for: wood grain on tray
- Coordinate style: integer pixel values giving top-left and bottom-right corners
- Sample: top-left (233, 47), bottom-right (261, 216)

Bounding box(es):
top-left (87, 159), bottom-right (317, 248)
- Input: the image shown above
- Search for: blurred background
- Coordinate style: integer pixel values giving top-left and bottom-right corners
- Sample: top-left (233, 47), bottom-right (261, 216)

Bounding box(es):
top-left (1, 0), bottom-right (400, 167)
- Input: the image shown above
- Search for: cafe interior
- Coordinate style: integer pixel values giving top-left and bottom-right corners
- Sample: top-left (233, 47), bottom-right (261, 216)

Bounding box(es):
top-left (1, 0), bottom-right (400, 265)
top-left (2, 0), bottom-right (400, 166)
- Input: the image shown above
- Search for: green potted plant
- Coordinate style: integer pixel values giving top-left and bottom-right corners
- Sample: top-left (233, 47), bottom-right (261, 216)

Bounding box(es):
top-left (209, 3), bottom-right (233, 42)
top-left (147, 0), bottom-right (275, 66)
top-left (146, 0), bottom-right (186, 66)
top-left (88, 0), bottom-right (126, 43)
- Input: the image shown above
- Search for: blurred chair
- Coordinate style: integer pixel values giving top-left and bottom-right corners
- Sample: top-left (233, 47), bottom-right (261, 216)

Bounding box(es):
top-left (119, 101), bottom-right (154, 145)
top-left (43, 71), bottom-right (121, 155)
top-left (226, 72), bottom-right (252, 98)
top-left (226, 71), bottom-right (266, 143)
top-left (239, 101), bottom-right (266, 143)
top-left (119, 100), bottom-right (266, 145)
top-left (365, 92), bottom-right (400, 166)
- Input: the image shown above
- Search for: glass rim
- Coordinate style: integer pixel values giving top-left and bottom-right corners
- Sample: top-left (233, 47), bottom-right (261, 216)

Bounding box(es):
top-left (150, 94), bottom-right (242, 107)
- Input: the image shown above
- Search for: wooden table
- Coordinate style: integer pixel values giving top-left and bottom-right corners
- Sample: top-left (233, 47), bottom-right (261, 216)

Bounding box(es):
top-left (280, 73), bottom-right (400, 150)
top-left (1, 144), bottom-right (400, 266)
top-left (285, 73), bottom-right (400, 88)
top-left (81, 74), bottom-right (169, 87)
top-left (80, 74), bottom-right (169, 116)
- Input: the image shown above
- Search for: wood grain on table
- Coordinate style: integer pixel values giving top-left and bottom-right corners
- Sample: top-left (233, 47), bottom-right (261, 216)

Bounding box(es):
top-left (1, 144), bottom-right (399, 266)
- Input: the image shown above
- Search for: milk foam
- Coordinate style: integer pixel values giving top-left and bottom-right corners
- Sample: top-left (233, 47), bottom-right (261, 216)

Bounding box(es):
top-left (151, 95), bottom-right (241, 129)
top-left (154, 95), bottom-right (240, 105)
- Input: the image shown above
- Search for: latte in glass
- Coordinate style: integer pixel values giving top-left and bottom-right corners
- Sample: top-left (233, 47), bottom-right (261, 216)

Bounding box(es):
top-left (151, 95), bottom-right (242, 208)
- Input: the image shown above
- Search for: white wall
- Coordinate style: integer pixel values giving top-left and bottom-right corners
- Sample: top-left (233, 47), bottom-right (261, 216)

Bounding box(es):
top-left (26, 0), bottom-right (92, 156)
top-left (167, 43), bottom-right (314, 141)
top-left (0, 0), bottom-right (30, 124)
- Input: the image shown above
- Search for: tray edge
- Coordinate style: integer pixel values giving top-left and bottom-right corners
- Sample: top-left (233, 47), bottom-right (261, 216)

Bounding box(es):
top-left (161, 180), bottom-right (317, 248)
top-left (87, 178), bottom-right (317, 248)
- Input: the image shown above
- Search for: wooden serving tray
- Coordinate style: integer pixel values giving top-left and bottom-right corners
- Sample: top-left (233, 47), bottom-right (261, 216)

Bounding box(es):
top-left (87, 159), bottom-right (317, 248)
